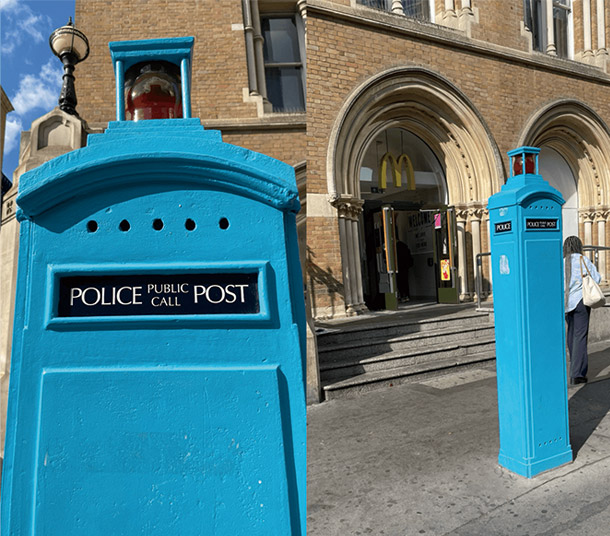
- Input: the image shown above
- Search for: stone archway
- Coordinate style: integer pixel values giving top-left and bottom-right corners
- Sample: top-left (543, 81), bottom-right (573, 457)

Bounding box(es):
top-left (521, 100), bottom-right (610, 281)
top-left (327, 67), bottom-right (503, 312)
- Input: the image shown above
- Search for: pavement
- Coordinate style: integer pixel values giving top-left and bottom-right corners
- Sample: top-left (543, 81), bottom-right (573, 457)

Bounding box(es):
top-left (307, 339), bottom-right (610, 536)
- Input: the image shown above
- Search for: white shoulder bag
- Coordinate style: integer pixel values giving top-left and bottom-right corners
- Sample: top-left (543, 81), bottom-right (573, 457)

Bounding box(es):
top-left (580, 255), bottom-right (606, 308)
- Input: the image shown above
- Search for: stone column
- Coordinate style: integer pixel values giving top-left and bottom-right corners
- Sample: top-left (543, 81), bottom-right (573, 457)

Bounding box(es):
top-left (596, 0), bottom-right (608, 66)
top-left (483, 209), bottom-right (491, 297)
top-left (469, 207), bottom-right (484, 300)
top-left (455, 207), bottom-right (470, 299)
top-left (391, 0), bottom-right (403, 14)
top-left (546, 0), bottom-right (557, 55)
top-left (583, 0), bottom-right (594, 58)
top-left (583, 210), bottom-right (595, 261)
top-left (596, 210), bottom-right (608, 281)
top-left (332, 196), bottom-right (366, 316)
top-left (442, 0), bottom-right (458, 28)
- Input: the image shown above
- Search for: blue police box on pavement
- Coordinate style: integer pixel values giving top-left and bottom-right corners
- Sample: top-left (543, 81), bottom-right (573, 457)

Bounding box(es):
top-left (488, 146), bottom-right (572, 478)
top-left (1, 38), bottom-right (306, 534)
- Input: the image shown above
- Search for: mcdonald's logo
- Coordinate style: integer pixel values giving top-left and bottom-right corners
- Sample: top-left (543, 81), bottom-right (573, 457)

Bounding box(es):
top-left (378, 152), bottom-right (416, 190)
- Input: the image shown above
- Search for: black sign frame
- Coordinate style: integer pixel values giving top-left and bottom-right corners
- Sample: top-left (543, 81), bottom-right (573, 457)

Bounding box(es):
top-left (495, 221), bottom-right (512, 234)
top-left (57, 272), bottom-right (260, 318)
top-left (525, 218), bottom-right (558, 230)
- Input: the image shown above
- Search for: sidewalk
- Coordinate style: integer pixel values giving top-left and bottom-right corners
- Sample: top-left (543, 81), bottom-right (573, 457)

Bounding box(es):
top-left (307, 340), bottom-right (610, 536)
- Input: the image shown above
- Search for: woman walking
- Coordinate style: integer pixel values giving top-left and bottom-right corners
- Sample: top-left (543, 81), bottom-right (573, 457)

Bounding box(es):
top-left (564, 236), bottom-right (602, 384)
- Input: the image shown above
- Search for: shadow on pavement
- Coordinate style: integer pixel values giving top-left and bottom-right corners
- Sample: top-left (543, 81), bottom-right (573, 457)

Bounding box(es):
top-left (568, 345), bottom-right (610, 457)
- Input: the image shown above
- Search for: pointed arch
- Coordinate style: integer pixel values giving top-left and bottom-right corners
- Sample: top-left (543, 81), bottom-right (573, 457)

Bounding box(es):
top-left (519, 99), bottom-right (610, 207)
top-left (327, 67), bottom-right (503, 205)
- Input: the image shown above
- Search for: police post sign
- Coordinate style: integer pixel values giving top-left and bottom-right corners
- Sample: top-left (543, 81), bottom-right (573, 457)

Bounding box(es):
top-left (58, 273), bottom-right (260, 317)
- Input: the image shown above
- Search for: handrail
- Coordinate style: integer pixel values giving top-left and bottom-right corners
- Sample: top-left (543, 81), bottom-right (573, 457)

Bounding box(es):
top-left (476, 252), bottom-right (492, 311)
top-left (477, 245), bottom-right (610, 313)
top-left (582, 245), bottom-right (610, 270)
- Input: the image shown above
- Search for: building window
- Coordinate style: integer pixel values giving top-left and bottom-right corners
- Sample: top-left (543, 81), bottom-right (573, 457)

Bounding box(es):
top-left (528, 0), bottom-right (572, 58)
top-left (553, 0), bottom-right (571, 58)
top-left (358, 0), bottom-right (432, 22)
top-left (261, 15), bottom-right (305, 113)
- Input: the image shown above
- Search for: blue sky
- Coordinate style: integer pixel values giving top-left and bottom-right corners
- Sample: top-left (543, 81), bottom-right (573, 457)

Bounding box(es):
top-left (1, 0), bottom-right (75, 179)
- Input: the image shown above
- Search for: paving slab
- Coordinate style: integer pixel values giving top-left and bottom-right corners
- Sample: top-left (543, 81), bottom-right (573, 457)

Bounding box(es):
top-left (307, 341), bottom-right (610, 535)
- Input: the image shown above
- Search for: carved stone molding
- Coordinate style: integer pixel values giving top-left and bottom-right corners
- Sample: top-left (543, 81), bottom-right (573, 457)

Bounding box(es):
top-left (454, 206), bottom-right (469, 222)
top-left (580, 210), bottom-right (596, 223)
top-left (331, 195), bottom-right (364, 220)
top-left (467, 207), bottom-right (485, 221)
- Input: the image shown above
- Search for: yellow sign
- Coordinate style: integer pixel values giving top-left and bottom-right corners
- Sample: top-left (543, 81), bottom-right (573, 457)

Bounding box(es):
top-left (440, 259), bottom-right (451, 281)
top-left (378, 152), bottom-right (416, 190)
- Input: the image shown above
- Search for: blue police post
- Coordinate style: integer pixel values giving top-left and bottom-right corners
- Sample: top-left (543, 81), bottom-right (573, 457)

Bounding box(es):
top-left (1, 38), bottom-right (306, 535)
top-left (488, 146), bottom-right (572, 478)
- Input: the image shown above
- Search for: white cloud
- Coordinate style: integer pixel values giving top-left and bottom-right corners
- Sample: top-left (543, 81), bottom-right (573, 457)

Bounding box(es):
top-left (4, 116), bottom-right (23, 155)
top-left (11, 59), bottom-right (62, 116)
top-left (1, 1), bottom-right (50, 54)
top-left (0, 0), bottom-right (19, 13)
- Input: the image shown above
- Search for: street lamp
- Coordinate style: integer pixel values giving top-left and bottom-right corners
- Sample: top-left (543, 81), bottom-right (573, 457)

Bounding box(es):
top-left (49, 17), bottom-right (89, 116)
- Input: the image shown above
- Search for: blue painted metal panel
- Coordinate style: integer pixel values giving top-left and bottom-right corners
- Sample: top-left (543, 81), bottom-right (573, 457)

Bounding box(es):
top-left (488, 147), bottom-right (572, 478)
top-left (2, 118), bottom-right (306, 532)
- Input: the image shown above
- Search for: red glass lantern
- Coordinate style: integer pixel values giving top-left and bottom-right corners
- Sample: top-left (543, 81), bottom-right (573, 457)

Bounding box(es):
top-left (512, 153), bottom-right (536, 176)
top-left (125, 61), bottom-right (182, 121)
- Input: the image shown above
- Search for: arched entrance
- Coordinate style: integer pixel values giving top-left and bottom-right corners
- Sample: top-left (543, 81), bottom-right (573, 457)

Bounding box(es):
top-left (521, 100), bottom-right (610, 281)
top-left (327, 68), bottom-right (503, 314)
top-left (538, 147), bottom-right (578, 240)
top-left (359, 127), bottom-right (451, 309)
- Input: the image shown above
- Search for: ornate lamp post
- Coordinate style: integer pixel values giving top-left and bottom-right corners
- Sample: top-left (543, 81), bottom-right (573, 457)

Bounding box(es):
top-left (49, 17), bottom-right (89, 115)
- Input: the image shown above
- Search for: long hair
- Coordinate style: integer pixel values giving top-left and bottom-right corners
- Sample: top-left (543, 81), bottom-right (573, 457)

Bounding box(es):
top-left (563, 235), bottom-right (583, 258)
top-left (563, 235), bottom-right (583, 307)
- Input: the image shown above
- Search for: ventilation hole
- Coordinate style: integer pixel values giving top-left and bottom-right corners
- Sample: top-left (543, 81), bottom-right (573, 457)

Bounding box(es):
top-left (119, 219), bottom-right (131, 232)
top-left (219, 217), bottom-right (229, 230)
top-left (185, 218), bottom-right (196, 231)
top-left (87, 220), bottom-right (98, 233)
top-left (153, 218), bottom-right (164, 231)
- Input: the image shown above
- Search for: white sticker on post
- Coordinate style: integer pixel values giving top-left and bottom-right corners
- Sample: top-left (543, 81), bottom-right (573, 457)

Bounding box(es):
top-left (499, 255), bottom-right (510, 275)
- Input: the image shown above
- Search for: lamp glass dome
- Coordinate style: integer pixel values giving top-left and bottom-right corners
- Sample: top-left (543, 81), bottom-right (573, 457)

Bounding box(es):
top-left (50, 22), bottom-right (89, 62)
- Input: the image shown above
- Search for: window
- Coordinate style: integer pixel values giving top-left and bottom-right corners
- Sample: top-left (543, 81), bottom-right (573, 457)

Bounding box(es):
top-left (358, 0), bottom-right (432, 22)
top-left (553, 0), bottom-right (571, 58)
top-left (261, 15), bottom-right (305, 113)
top-left (528, 0), bottom-right (572, 58)
top-left (529, 0), bottom-right (544, 52)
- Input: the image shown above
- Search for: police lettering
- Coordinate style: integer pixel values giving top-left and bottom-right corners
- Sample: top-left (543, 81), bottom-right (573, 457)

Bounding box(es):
top-left (70, 286), bottom-right (143, 306)
top-left (193, 284), bottom-right (249, 304)
top-left (495, 221), bottom-right (512, 233)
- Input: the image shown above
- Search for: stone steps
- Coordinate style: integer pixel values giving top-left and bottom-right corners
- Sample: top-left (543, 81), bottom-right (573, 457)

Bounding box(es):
top-left (322, 350), bottom-right (496, 400)
top-left (316, 306), bottom-right (496, 400)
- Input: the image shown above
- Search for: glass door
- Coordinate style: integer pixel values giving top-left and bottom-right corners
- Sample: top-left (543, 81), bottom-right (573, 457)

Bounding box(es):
top-left (432, 207), bottom-right (459, 303)
top-left (373, 206), bottom-right (399, 310)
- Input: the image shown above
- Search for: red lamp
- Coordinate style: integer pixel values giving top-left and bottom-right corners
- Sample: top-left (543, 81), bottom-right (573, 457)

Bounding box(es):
top-left (125, 61), bottom-right (182, 121)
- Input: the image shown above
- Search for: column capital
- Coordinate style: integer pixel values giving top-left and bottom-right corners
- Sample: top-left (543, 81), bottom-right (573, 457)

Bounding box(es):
top-left (594, 208), bottom-right (610, 221)
top-left (330, 195), bottom-right (364, 220)
top-left (467, 207), bottom-right (485, 221)
top-left (580, 210), bottom-right (596, 223)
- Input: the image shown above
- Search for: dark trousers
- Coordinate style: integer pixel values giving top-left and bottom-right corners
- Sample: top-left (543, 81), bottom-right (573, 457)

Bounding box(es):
top-left (566, 299), bottom-right (591, 379)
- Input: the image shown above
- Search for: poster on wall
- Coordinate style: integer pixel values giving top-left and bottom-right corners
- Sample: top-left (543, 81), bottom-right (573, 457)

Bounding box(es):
top-left (440, 259), bottom-right (451, 281)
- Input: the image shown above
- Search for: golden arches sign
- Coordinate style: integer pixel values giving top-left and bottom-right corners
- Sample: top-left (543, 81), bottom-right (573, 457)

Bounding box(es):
top-left (378, 152), bottom-right (416, 190)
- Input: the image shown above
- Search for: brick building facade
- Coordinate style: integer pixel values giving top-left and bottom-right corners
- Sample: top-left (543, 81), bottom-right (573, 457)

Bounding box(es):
top-left (306, 0), bottom-right (610, 318)
top-left (71, 0), bottom-right (610, 322)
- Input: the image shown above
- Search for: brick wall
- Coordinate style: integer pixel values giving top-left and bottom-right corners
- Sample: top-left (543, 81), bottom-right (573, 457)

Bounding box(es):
top-left (306, 2), bottom-right (610, 315)
top-left (74, 0), bottom-right (305, 167)
top-left (76, 0), bottom-right (255, 124)
top-left (469, 0), bottom-right (529, 52)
